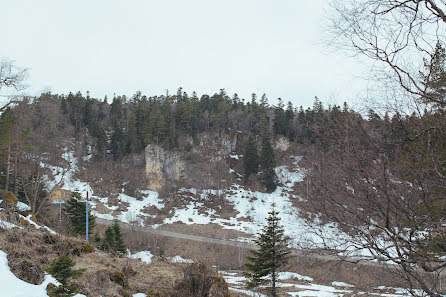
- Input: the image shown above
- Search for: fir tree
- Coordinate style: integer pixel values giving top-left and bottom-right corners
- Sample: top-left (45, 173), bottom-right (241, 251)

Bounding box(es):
top-left (46, 255), bottom-right (84, 297)
top-left (63, 192), bottom-right (96, 236)
top-left (98, 221), bottom-right (126, 256)
top-left (101, 225), bottom-right (116, 252)
top-left (243, 208), bottom-right (291, 297)
top-left (244, 136), bottom-right (259, 178)
top-left (112, 221), bottom-right (126, 255)
top-left (260, 135), bottom-right (277, 192)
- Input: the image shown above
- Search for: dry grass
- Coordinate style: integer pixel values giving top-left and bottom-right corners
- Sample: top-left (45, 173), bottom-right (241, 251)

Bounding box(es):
top-left (158, 223), bottom-right (249, 240)
top-left (0, 222), bottom-right (230, 297)
top-left (124, 229), bottom-right (408, 291)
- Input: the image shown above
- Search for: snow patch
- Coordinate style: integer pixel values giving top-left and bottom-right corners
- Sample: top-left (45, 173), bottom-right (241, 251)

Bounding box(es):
top-left (331, 281), bottom-right (354, 288)
top-left (171, 255), bottom-right (194, 263)
top-left (0, 249), bottom-right (65, 297)
top-left (17, 201), bottom-right (31, 212)
top-left (277, 272), bottom-right (313, 282)
top-left (0, 219), bottom-right (22, 230)
top-left (20, 214), bottom-right (57, 235)
top-left (129, 250), bottom-right (153, 264)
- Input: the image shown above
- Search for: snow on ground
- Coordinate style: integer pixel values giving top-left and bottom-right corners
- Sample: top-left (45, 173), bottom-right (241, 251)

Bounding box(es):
top-left (129, 250), bottom-right (153, 264)
top-left (276, 272), bottom-right (313, 282)
top-left (20, 214), bottom-right (57, 235)
top-left (171, 255), bottom-right (194, 263)
top-left (42, 151), bottom-right (348, 249)
top-left (163, 156), bottom-right (347, 247)
top-left (16, 201), bottom-right (31, 212)
top-left (0, 219), bottom-right (22, 229)
top-left (221, 270), bottom-right (412, 297)
top-left (42, 150), bottom-right (164, 226)
top-left (116, 191), bottom-right (164, 226)
top-left (0, 249), bottom-right (87, 297)
top-left (331, 281), bottom-right (354, 288)
top-left (0, 249), bottom-right (76, 297)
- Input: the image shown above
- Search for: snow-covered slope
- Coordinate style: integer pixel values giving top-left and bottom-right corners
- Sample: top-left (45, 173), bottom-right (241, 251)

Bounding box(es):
top-left (0, 249), bottom-right (86, 297)
top-left (43, 150), bottom-right (345, 247)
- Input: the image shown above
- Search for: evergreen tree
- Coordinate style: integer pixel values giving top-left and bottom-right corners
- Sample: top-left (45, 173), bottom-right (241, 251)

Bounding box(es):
top-left (260, 135), bottom-right (277, 192)
top-left (243, 208), bottom-right (291, 297)
top-left (101, 225), bottom-right (116, 252)
top-left (273, 98), bottom-right (286, 136)
top-left (112, 221), bottom-right (126, 255)
top-left (98, 221), bottom-right (126, 255)
top-left (244, 136), bottom-right (259, 178)
top-left (285, 101), bottom-right (295, 140)
top-left (0, 107), bottom-right (16, 191)
top-left (63, 192), bottom-right (96, 236)
top-left (46, 255), bottom-right (84, 297)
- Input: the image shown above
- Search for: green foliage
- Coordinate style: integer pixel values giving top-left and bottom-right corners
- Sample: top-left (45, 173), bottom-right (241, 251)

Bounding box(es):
top-left (98, 221), bottom-right (126, 255)
top-left (244, 136), bottom-right (259, 178)
top-left (112, 221), bottom-right (126, 254)
top-left (46, 255), bottom-right (85, 297)
top-left (421, 42), bottom-right (446, 109)
top-left (260, 136), bottom-right (277, 192)
top-left (46, 255), bottom-right (84, 284)
top-left (157, 247), bottom-right (165, 261)
top-left (243, 209), bottom-right (291, 296)
top-left (0, 107), bottom-right (16, 146)
top-left (63, 192), bottom-right (96, 236)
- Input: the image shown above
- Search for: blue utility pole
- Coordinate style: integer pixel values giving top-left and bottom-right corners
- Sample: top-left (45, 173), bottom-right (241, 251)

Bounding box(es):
top-left (86, 191), bottom-right (89, 243)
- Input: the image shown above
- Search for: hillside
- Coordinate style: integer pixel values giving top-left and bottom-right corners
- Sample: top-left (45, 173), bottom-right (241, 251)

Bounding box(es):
top-left (0, 220), bottom-right (230, 297)
top-left (1, 90), bottom-right (445, 296)
top-left (9, 93), bottom-right (355, 249)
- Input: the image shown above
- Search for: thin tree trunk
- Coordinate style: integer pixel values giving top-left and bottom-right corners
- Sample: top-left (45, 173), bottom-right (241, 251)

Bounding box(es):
top-left (13, 131), bottom-right (19, 196)
top-left (272, 270), bottom-right (276, 297)
top-left (5, 139), bottom-right (10, 191)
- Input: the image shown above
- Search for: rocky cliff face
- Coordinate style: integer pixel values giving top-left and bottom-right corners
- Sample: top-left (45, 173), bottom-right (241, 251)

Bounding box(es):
top-left (145, 132), bottom-right (238, 191)
top-left (145, 145), bottom-right (184, 191)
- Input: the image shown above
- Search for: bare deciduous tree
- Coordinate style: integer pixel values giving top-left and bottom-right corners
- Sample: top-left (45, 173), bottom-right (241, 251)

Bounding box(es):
top-left (0, 58), bottom-right (28, 112)
top-left (326, 0), bottom-right (446, 106)
top-left (300, 110), bottom-right (446, 297)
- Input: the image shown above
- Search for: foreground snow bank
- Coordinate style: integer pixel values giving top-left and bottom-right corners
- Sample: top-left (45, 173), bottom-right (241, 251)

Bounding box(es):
top-left (0, 250), bottom-right (55, 297)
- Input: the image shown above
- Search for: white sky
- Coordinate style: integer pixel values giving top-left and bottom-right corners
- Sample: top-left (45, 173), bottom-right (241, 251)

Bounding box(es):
top-left (1, 0), bottom-right (370, 108)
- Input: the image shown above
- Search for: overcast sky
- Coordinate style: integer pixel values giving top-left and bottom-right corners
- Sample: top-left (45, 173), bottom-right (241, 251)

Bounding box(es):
top-left (1, 0), bottom-right (370, 108)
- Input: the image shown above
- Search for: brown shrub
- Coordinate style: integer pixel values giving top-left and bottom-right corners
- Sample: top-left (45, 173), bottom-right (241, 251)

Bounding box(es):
top-left (0, 190), bottom-right (18, 206)
top-left (110, 270), bottom-right (127, 287)
top-left (7, 257), bottom-right (44, 284)
top-left (176, 262), bottom-right (230, 297)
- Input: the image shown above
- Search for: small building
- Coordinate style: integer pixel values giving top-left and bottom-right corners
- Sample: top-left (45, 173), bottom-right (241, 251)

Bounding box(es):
top-left (49, 187), bottom-right (71, 203)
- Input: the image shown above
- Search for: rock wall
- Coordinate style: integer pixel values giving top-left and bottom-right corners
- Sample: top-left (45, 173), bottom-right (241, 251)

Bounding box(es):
top-left (145, 144), bottom-right (184, 191)
top-left (145, 132), bottom-right (238, 191)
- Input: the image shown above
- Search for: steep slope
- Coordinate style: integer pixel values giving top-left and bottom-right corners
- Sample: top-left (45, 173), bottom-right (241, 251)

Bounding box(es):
top-left (0, 220), bottom-right (229, 297)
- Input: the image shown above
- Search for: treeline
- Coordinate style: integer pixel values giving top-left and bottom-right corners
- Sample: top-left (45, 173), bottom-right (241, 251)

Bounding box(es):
top-left (0, 85), bottom-right (430, 206)
top-left (1, 87), bottom-right (412, 168)
top-left (52, 89), bottom-right (371, 160)
top-left (60, 89), bottom-right (296, 160)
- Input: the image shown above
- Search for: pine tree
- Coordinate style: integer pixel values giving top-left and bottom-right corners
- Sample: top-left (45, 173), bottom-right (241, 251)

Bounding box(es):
top-left (101, 225), bottom-right (116, 252)
top-left (244, 136), bottom-right (259, 178)
top-left (260, 135), bottom-right (277, 192)
top-left (112, 221), bottom-right (126, 255)
top-left (243, 208), bottom-right (291, 297)
top-left (98, 221), bottom-right (126, 256)
top-left (46, 255), bottom-right (84, 297)
top-left (63, 192), bottom-right (96, 236)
